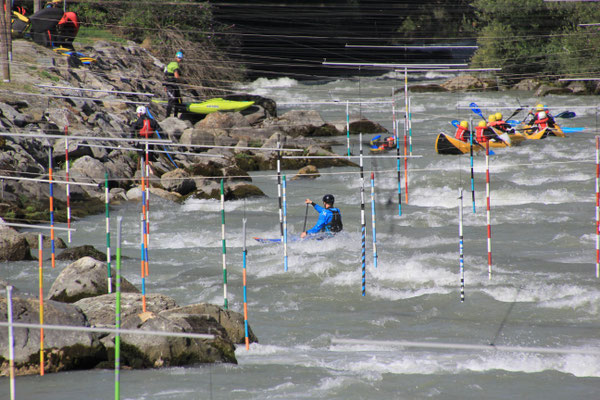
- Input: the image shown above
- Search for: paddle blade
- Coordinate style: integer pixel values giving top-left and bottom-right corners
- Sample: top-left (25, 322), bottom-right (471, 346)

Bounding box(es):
top-left (451, 120), bottom-right (460, 128)
top-left (499, 133), bottom-right (511, 145)
top-left (469, 102), bottom-right (484, 119)
top-left (562, 127), bottom-right (584, 133)
top-left (555, 111), bottom-right (576, 119)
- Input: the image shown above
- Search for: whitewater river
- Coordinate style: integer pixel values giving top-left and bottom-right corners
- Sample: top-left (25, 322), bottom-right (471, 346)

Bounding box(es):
top-left (2, 72), bottom-right (600, 399)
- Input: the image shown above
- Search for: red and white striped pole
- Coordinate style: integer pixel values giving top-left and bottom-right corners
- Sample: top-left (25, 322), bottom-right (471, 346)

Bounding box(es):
top-left (64, 125), bottom-right (71, 243)
top-left (486, 141), bottom-right (492, 279)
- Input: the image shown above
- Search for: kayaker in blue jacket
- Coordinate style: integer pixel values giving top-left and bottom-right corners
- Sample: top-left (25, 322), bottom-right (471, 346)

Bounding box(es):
top-left (300, 194), bottom-right (343, 238)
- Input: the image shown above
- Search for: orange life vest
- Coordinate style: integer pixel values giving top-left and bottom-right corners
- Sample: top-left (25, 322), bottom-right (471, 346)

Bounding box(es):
top-left (534, 112), bottom-right (548, 129)
top-left (455, 126), bottom-right (468, 142)
top-left (139, 119), bottom-right (154, 138)
top-left (475, 126), bottom-right (488, 143)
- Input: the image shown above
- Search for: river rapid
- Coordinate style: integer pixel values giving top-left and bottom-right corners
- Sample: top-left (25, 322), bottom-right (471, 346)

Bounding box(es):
top-left (2, 71), bottom-right (600, 399)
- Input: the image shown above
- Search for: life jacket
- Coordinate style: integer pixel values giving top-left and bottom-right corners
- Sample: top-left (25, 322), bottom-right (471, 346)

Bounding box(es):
top-left (455, 126), bottom-right (469, 142)
top-left (164, 61), bottom-right (180, 82)
top-left (327, 209), bottom-right (343, 233)
top-left (534, 112), bottom-right (548, 129)
top-left (475, 126), bottom-right (488, 143)
top-left (139, 118), bottom-right (154, 138)
top-left (385, 136), bottom-right (395, 148)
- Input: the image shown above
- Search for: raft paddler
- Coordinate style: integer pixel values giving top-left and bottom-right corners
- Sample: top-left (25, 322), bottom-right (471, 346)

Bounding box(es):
top-left (526, 104), bottom-right (556, 130)
top-left (475, 119), bottom-right (502, 143)
top-left (454, 120), bottom-right (472, 142)
top-left (490, 112), bottom-right (514, 133)
top-left (300, 195), bottom-right (343, 239)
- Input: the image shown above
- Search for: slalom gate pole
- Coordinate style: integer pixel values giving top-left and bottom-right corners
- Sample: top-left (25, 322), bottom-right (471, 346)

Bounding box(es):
top-left (64, 125), bottom-right (71, 243)
top-left (282, 175), bottom-right (288, 272)
top-left (486, 141), bottom-right (492, 279)
top-left (396, 120), bottom-right (403, 216)
top-left (404, 67), bottom-right (409, 202)
top-left (38, 234), bottom-right (44, 375)
top-left (370, 172), bottom-right (377, 269)
top-left (277, 134), bottom-right (283, 243)
top-left (242, 218), bottom-right (250, 350)
top-left (220, 179), bottom-right (228, 310)
top-left (6, 285), bottom-right (15, 400)
top-left (408, 96), bottom-right (413, 155)
top-left (346, 100), bottom-right (351, 157)
top-left (48, 148), bottom-right (56, 268)
top-left (115, 216), bottom-right (122, 400)
top-left (404, 112), bottom-right (409, 204)
top-left (595, 135), bottom-right (600, 273)
top-left (140, 214), bottom-right (146, 313)
top-left (145, 142), bottom-right (150, 241)
top-left (470, 117), bottom-right (476, 213)
top-left (141, 160), bottom-right (149, 279)
top-left (359, 133), bottom-right (366, 296)
top-left (105, 172), bottom-right (112, 294)
top-left (392, 88), bottom-right (396, 141)
top-left (458, 188), bottom-right (465, 302)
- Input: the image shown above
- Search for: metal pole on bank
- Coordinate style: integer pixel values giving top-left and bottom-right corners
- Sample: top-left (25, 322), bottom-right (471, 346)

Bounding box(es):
top-left (403, 111), bottom-right (409, 204)
top-left (38, 234), bottom-right (44, 375)
top-left (64, 125), bottom-right (72, 243)
top-left (242, 218), bottom-right (250, 350)
top-left (458, 188), bottom-right (465, 302)
top-left (359, 134), bottom-right (366, 296)
top-left (6, 285), bottom-right (15, 400)
top-left (485, 141), bottom-right (492, 279)
top-left (470, 117), bottom-right (476, 213)
top-left (596, 136), bottom-right (600, 278)
top-left (48, 148), bottom-right (56, 268)
top-left (370, 172), bottom-right (377, 269)
top-left (346, 101), bottom-right (351, 157)
top-left (282, 175), bottom-right (288, 272)
top-left (396, 120), bottom-right (403, 216)
top-left (277, 134), bottom-right (283, 243)
top-left (105, 172), bottom-right (112, 293)
top-left (115, 216), bottom-right (122, 400)
top-left (220, 179), bottom-right (228, 310)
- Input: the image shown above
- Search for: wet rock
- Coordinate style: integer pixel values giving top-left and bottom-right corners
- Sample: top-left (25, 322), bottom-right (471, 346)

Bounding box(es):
top-left (56, 245), bottom-right (107, 261)
top-left (0, 225), bottom-right (33, 261)
top-left (48, 256), bottom-right (139, 303)
top-left (291, 165), bottom-right (320, 180)
top-left (160, 169), bottom-right (196, 195)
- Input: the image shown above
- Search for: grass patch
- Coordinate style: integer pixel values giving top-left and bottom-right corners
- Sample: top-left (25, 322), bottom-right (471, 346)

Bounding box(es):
top-left (76, 28), bottom-right (128, 45)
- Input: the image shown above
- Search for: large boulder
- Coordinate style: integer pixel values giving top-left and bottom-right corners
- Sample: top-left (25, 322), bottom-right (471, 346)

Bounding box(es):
top-left (48, 256), bottom-right (139, 303)
top-left (159, 303), bottom-right (259, 345)
top-left (74, 292), bottom-right (178, 327)
top-left (0, 295), bottom-right (106, 376)
top-left (160, 169), bottom-right (196, 195)
top-left (56, 245), bottom-right (107, 261)
top-left (0, 226), bottom-right (32, 261)
top-left (291, 164), bottom-right (320, 180)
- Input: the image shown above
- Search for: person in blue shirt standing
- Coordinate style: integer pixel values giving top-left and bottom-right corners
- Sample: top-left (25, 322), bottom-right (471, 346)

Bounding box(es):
top-left (300, 194), bottom-right (343, 238)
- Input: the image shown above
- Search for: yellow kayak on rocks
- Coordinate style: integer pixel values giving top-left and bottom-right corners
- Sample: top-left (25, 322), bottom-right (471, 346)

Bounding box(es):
top-left (186, 98), bottom-right (255, 114)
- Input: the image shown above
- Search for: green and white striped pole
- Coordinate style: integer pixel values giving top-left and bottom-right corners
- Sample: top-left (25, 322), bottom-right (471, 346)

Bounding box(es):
top-left (220, 179), bottom-right (228, 310)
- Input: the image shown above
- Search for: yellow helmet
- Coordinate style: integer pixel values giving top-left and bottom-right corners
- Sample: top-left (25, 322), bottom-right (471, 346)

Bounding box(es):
top-left (478, 120), bottom-right (487, 128)
top-left (488, 114), bottom-right (496, 123)
top-left (495, 112), bottom-right (502, 121)
top-left (536, 103), bottom-right (544, 111)
top-left (460, 120), bottom-right (468, 128)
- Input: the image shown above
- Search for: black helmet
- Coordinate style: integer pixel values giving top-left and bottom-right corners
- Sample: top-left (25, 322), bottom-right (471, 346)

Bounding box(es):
top-left (322, 194), bottom-right (335, 205)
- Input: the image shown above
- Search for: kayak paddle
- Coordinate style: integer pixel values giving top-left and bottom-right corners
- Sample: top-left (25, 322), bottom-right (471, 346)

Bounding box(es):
top-left (555, 111), bottom-right (576, 119)
top-left (302, 202), bottom-right (309, 232)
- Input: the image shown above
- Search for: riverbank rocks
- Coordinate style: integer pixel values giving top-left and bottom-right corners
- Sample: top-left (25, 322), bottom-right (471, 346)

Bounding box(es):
top-left (0, 295), bottom-right (105, 376)
top-left (48, 256), bottom-right (139, 302)
top-left (56, 244), bottom-right (107, 261)
top-left (160, 169), bottom-right (196, 195)
top-left (441, 75), bottom-right (497, 91)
